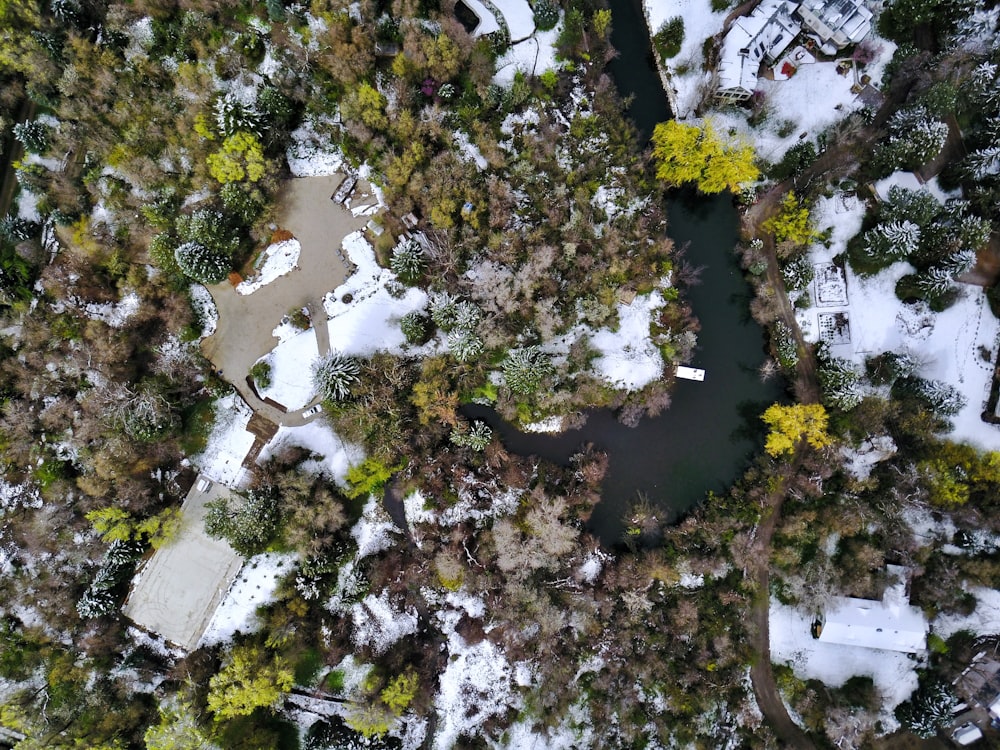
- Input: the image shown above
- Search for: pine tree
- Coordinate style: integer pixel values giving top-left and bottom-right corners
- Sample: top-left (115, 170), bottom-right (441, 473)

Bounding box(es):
top-left (897, 376), bottom-right (967, 416)
top-left (883, 186), bottom-right (940, 228)
top-left (450, 420), bottom-right (493, 451)
top-left (502, 346), bottom-right (553, 394)
top-left (447, 329), bottom-right (484, 361)
top-left (174, 241), bottom-right (230, 284)
top-left (865, 350), bottom-right (917, 385)
top-left (400, 310), bottom-right (430, 344)
top-left (313, 353), bottom-right (361, 401)
top-left (204, 488), bottom-right (282, 557)
top-left (215, 92), bottom-right (262, 137)
top-left (12, 120), bottom-right (49, 154)
top-left (916, 266), bottom-right (954, 298)
top-left (965, 144), bottom-right (1000, 179)
top-left (0, 215), bottom-right (38, 242)
top-left (940, 248), bottom-right (975, 277)
top-left (390, 238), bottom-right (425, 283)
top-left (819, 357), bottom-right (863, 411)
top-left (863, 221), bottom-right (920, 262)
top-left (895, 678), bottom-right (958, 738)
top-left (780, 254), bottom-right (814, 291)
top-left (429, 291), bottom-right (459, 331)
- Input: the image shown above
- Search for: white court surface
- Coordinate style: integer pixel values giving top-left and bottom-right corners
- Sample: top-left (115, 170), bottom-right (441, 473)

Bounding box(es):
top-left (123, 476), bottom-right (243, 651)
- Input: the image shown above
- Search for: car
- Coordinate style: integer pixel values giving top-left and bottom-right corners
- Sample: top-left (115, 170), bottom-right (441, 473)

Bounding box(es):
top-left (196, 477), bottom-right (213, 493)
top-left (303, 404), bottom-right (323, 417)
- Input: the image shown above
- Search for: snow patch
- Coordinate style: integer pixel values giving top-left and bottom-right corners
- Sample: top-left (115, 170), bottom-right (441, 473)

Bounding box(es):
top-left (189, 283), bottom-right (218, 338)
top-left (933, 586), bottom-right (1000, 639)
top-left (83, 291), bottom-right (140, 328)
top-left (236, 239), bottom-right (301, 295)
top-left (589, 292), bottom-right (666, 391)
top-left (192, 393), bottom-right (256, 486)
top-left (286, 118), bottom-right (345, 177)
top-left (256, 327), bottom-right (319, 411)
top-left (351, 590), bottom-right (419, 653)
top-left (257, 422), bottom-right (363, 485)
top-left (351, 495), bottom-right (399, 560)
top-left (199, 552), bottom-right (296, 647)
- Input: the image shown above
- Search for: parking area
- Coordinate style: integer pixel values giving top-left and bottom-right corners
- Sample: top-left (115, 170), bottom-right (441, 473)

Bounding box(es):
top-left (122, 476), bottom-right (243, 651)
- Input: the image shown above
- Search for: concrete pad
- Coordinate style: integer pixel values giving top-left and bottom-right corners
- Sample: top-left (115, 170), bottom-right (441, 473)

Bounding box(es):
top-left (123, 477), bottom-right (243, 651)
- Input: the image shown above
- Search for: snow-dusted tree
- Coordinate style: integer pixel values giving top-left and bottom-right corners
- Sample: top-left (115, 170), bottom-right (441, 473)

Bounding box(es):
top-left (177, 208), bottom-right (241, 256)
top-left (502, 346), bottom-right (554, 395)
top-left (898, 376), bottom-right (966, 416)
top-left (204, 488), bottom-right (282, 557)
top-left (453, 300), bottom-right (481, 331)
top-left (780, 254), bottom-right (814, 290)
top-left (399, 310), bottom-right (430, 344)
top-left (819, 357), bottom-right (864, 410)
top-left (883, 186), bottom-right (940, 228)
top-left (215, 92), bottom-right (262, 137)
top-left (534, 0), bottom-right (560, 30)
top-left (429, 291), bottom-right (459, 331)
top-left (390, 238), bottom-right (425, 283)
top-left (313, 353), bottom-right (360, 401)
top-left (174, 241), bottom-right (230, 284)
top-left (0, 215), bottom-right (38, 242)
top-left (447, 329), bottom-right (484, 362)
top-left (965, 144), bottom-right (1000, 180)
top-left (865, 350), bottom-right (917, 385)
top-left (77, 540), bottom-right (141, 619)
top-left (895, 678), bottom-right (959, 738)
top-left (879, 107), bottom-right (949, 169)
top-left (13, 120), bottom-right (49, 153)
top-left (450, 420), bottom-right (493, 451)
top-left (940, 248), bottom-right (976, 278)
top-left (862, 221), bottom-right (920, 262)
top-left (105, 383), bottom-right (178, 441)
top-left (915, 266), bottom-right (954, 299)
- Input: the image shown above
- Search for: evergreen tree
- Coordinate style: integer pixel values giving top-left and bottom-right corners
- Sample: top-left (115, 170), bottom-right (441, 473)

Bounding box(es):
top-left (450, 420), bottom-right (492, 451)
top-left (447, 329), bottom-right (484, 361)
top-left (12, 120), bottom-right (49, 154)
top-left (502, 345), bottom-right (553, 394)
top-left (204, 488), bottom-right (282, 557)
top-left (207, 645), bottom-right (293, 720)
top-left (819, 357), bottom-right (864, 411)
top-left (863, 220), bottom-right (921, 262)
top-left (390, 238), bottom-right (425, 283)
top-left (896, 376), bottom-right (967, 416)
top-left (882, 186), bottom-right (940, 228)
top-left (916, 266), bottom-right (954, 298)
top-left (940, 248), bottom-right (975, 277)
top-left (400, 310), bottom-right (430, 344)
top-left (0, 214), bottom-right (38, 242)
top-left (865, 350), bottom-right (917, 386)
top-left (780, 254), bottom-right (814, 291)
top-left (895, 678), bottom-right (959, 738)
top-left (215, 92), bottom-right (262, 137)
top-left (429, 291), bottom-right (459, 331)
top-left (313, 353), bottom-right (361, 401)
top-left (174, 241), bottom-right (230, 285)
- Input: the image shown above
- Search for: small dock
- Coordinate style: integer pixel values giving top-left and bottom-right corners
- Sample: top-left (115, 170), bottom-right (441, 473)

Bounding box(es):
top-left (676, 366), bottom-right (706, 382)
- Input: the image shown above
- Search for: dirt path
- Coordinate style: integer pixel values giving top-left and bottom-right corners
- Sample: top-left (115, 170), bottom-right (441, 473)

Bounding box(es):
top-left (200, 174), bottom-right (372, 426)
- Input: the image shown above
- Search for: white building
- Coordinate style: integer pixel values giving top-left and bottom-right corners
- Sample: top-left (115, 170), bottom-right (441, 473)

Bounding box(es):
top-left (797, 0), bottom-right (873, 55)
top-left (817, 565), bottom-right (928, 653)
top-left (717, 0), bottom-right (802, 102)
top-left (716, 0), bottom-right (873, 101)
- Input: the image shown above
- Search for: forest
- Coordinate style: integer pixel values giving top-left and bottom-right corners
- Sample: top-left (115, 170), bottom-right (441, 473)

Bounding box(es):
top-left (0, 0), bottom-right (997, 748)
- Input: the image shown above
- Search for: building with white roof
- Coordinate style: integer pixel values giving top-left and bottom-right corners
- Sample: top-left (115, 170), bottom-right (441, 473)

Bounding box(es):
top-left (716, 0), bottom-right (873, 101)
top-left (717, 0), bottom-right (801, 102)
top-left (797, 0), bottom-right (873, 55)
top-left (817, 565), bottom-right (928, 653)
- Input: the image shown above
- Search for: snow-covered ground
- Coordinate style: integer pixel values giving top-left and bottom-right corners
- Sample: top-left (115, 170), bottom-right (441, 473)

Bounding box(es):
top-left (255, 326), bottom-right (319, 411)
top-left (189, 283), bottom-right (218, 338)
top-left (286, 118), bottom-right (344, 177)
top-left (933, 587), bottom-right (1000, 639)
top-left (590, 292), bottom-right (666, 390)
top-left (644, 0), bottom-right (727, 118)
top-left (83, 290), bottom-right (140, 328)
top-left (350, 590), bottom-right (419, 653)
top-left (770, 600), bottom-right (919, 729)
top-left (199, 552), bottom-right (296, 647)
top-left (433, 594), bottom-right (524, 750)
top-left (236, 239), bottom-right (301, 295)
top-left (802, 193), bottom-right (1000, 450)
top-left (256, 421), bottom-right (363, 484)
top-left (190, 393), bottom-right (256, 486)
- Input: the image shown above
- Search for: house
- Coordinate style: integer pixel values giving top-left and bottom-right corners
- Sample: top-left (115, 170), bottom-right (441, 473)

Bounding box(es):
top-left (952, 722), bottom-right (984, 746)
top-left (716, 0), bottom-right (873, 101)
top-left (817, 565), bottom-right (928, 652)
top-left (717, 0), bottom-right (802, 102)
top-left (797, 0), bottom-right (873, 55)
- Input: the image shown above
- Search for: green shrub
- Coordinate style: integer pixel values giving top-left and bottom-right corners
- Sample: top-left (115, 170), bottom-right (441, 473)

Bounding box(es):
top-left (250, 361), bottom-right (272, 390)
top-left (533, 0), bottom-right (560, 31)
top-left (653, 17), bottom-right (684, 60)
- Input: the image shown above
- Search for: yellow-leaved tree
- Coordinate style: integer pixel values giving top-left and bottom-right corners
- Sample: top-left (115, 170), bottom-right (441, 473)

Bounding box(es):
top-left (761, 403), bottom-right (832, 456)
top-left (207, 645), bottom-right (293, 720)
top-left (762, 191), bottom-right (817, 247)
top-left (207, 131), bottom-right (266, 184)
top-left (651, 119), bottom-right (758, 194)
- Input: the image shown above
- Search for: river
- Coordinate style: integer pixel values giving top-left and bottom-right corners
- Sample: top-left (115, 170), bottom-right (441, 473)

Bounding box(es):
top-left (467, 0), bottom-right (783, 545)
